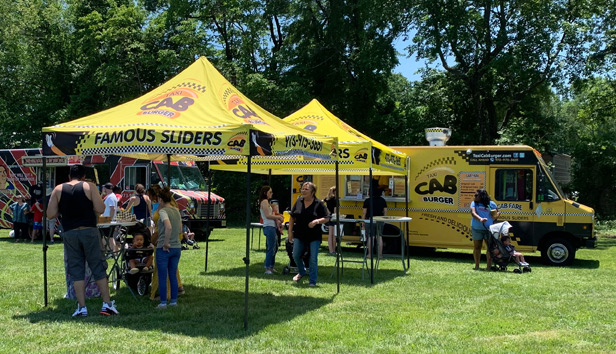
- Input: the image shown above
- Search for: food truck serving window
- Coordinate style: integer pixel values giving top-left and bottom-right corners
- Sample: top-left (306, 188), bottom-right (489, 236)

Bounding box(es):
top-left (344, 175), bottom-right (406, 198)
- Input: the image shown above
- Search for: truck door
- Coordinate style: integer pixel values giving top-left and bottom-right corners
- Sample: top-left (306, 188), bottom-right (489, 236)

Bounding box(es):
top-left (489, 167), bottom-right (536, 248)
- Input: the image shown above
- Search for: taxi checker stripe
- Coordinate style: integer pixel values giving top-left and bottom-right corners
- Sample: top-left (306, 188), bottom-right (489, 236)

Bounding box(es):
top-left (80, 146), bottom-right (226, 155)
top-left (294, 114), bottom-right (324, 121)
top-left (338, 206), bottom-right (590, 217)
top-left (159, 81), bottom-right (207, 94)
top-left (454, 150), bottom-right (473, 163)
top-left (279, 168), bottom-right (369, 173)
top-left (249, 160), bottom-right (353, 165)
top-left (414, 157), bottom-right (456, 180)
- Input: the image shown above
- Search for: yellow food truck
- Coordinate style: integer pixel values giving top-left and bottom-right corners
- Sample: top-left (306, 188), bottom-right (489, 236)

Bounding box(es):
top-left (297, 137), bottom-right (596, 266)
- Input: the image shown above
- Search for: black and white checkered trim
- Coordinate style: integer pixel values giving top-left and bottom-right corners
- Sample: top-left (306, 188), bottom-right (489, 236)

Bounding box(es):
top-left (340, 206), bottom-right (590, 218)
top-left (250, 160), bottom-right (352, 166)
top-left (80, 146), bottom-right (226, 156)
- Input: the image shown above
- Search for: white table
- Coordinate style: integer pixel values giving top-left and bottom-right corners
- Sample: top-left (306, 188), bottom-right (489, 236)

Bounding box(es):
top-left (328, 217), bottom-right (369, 280)
top-left (330, 216), bottom-right (412, 282)
top-left (370, 216), bottom-right (412, 273)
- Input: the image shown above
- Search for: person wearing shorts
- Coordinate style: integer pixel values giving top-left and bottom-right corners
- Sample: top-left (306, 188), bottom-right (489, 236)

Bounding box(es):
top-left (470, 188), bottom-right (499, 270)
top-left (47, 217), bottom-right (58, 244)
top-left (30, 200), bottom-right (43, 242)
top-left (47, 164), bottom-right (119, 317)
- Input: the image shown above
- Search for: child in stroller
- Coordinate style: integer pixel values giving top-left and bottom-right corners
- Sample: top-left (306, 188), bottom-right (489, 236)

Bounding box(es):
top-left (488, 221), bottom-right (531, 273)
top-left (124, 231), bottom-right (154, 296)
top-left (126, 232), bottom-right (154, 274)
top-left (282, 239), bottom-right (310, 275)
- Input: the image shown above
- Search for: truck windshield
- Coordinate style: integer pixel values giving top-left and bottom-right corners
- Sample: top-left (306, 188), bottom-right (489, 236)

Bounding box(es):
top-left (156, 164), bottom-right (207, 191)
top-left (537, 159), bottom-right (563, 202)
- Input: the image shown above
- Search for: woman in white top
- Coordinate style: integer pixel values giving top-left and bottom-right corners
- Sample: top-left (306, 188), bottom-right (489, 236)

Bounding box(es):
top-left (259, 186), bottom-right (284, 275)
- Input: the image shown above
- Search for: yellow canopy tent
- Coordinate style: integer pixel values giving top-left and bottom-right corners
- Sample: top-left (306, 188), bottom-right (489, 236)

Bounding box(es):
top-left (211, 99), bottom-right (410, 285)
top-left (42, 59), bottom-right (335, 162)
top-left (211, 99), bottom-right (407, 176)
top-left (41, 57), bottom-right (337, 328)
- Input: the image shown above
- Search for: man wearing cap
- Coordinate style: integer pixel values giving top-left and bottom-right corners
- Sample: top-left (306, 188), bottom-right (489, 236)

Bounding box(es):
top-left (101, 183), bottom-right (118, 221)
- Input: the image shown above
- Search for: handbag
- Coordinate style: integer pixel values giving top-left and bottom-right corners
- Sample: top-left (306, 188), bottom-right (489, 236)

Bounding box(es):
top-left (115, 207), bottom-right (136, 222)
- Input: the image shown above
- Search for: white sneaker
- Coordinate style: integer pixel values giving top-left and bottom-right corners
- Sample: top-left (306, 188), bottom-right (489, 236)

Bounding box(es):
top-left (157, 303), bottom-right (167, 309)
top-left (264, 269), bottom-right (273, 275)
top-left (100, 300), bottom-right (119, 316)
top-left (72, 306), bottom-right (88, 317)
top-left (129, 268), bottom-right (139, 274)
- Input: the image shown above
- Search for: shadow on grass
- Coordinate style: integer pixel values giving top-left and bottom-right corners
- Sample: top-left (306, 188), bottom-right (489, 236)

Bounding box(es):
top-left (203, 258), bottom-right (407, 286)
top-left (201, 238), bottom-right (225, 243)
top-left (14, 284), bottom-right (331, 337)
top-left (411, 249), bottom-right (600, 269)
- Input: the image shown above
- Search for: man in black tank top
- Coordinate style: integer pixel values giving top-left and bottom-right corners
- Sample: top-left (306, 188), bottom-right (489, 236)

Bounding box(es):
top-left (47, 165), bottom-right (119, 317)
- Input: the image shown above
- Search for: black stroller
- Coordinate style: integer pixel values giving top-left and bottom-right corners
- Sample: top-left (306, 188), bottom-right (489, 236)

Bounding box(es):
top-left (122, 223), bottom-right (154, 296)
top-left (282, 238), bottom-right (310, 275)
top-left (487, 221), bottom-right (531, 273)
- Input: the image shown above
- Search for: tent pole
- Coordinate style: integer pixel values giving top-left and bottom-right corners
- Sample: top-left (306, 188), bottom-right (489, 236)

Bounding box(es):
top-left (166, 155), bottom-right (171, 187)
top-left (244, 155), bottom-right (252, 330)
top-left (405, 168), bottom-right (410, 270)
top-left (335, 161), bottom-right (340, 293)
top-left (369, 167), bottom-right (374, 285)
top-left (205, 161), bottom-right (211, 273)
top-left (42, 157), bottom-right (48, 307)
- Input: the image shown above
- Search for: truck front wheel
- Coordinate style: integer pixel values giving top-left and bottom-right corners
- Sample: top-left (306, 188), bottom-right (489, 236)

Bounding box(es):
top-left (541, 237), bottom-right (575, 266)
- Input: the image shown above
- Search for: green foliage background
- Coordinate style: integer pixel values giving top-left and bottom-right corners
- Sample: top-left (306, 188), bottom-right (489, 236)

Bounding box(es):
top-left (1, 0), bottom-right (614, 219)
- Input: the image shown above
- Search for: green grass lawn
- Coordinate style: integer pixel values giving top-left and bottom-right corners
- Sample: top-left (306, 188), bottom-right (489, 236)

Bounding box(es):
top-left (1, 228), bottom-right (615, 353)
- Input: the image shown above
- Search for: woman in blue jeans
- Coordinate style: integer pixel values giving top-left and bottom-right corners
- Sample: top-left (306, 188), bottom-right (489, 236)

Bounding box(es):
top-left (288, 182), bottom-right (329, 287)
top-left (470, 188), bottom-right (500, 270)
top-left (155, 187), bottom-right (182, 308)
top-left (259, 186), bottom-right (284, 274)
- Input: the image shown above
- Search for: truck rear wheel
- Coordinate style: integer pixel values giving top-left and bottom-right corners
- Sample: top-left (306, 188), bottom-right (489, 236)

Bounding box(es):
top-left (541, 237), bottom-right (575, 266)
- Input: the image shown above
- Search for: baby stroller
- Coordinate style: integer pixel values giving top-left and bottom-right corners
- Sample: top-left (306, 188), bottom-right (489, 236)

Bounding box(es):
top-left (282, 238), bottom-right (310, 275)
top-left (122, 223), bottom-right (154, 296)
top-left (487, 221), bottom-right (531, 273)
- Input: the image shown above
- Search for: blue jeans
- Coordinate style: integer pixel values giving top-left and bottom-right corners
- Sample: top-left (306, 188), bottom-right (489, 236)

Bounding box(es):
top-left (156, 247), bottom-right (181, 304)
top-left (293, 239), bottom-right (320, 285)
top-left (264, 226), bottom-right (278, 269)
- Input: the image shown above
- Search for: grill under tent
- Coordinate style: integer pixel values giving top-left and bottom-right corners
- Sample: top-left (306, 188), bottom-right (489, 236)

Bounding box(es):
top-left (211, 99), bottom-right (410, 286)
top-left (40, 57), bottom-right (338, 329)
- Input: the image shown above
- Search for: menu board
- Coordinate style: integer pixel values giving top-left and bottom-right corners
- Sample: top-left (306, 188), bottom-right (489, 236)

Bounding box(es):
top-left (459, 172), bottom-right (485, 208)
top-left (393, 177), bottom-right (406, 197)
top-left (317, 175), bottom-right (337, 199)
top-left (347, 181), bottom-right (361, 196)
